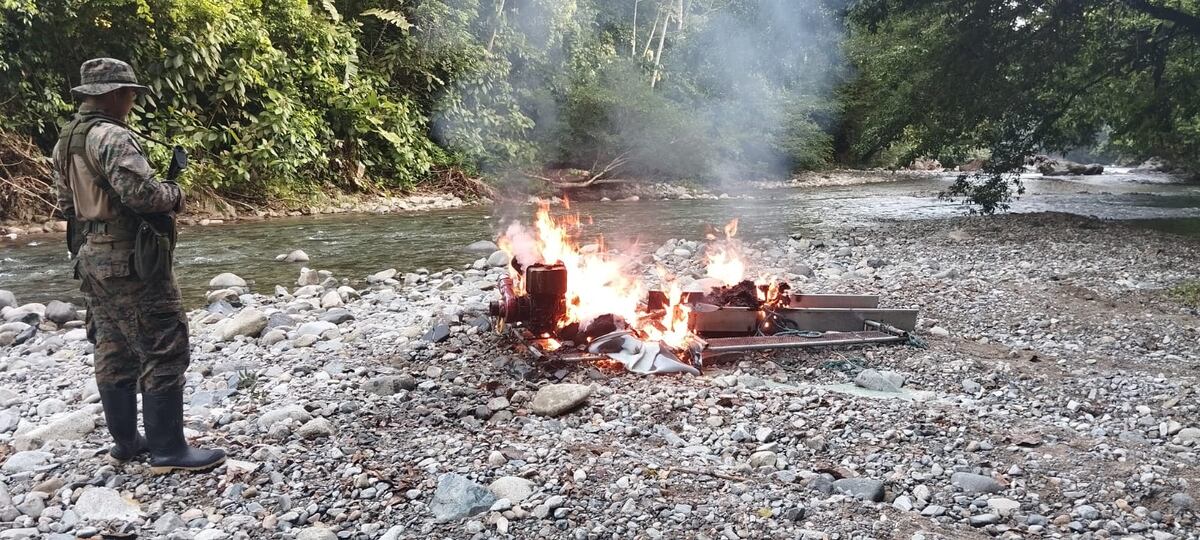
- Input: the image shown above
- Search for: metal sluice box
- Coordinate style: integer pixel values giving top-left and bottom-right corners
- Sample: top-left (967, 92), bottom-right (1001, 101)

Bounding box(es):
top-left (649, 293), bottom-right (919, 338)
top-left (512, 293), bottom-right (920, 366)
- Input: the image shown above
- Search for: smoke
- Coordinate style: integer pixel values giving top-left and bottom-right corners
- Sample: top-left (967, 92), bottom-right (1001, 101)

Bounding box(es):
top-left (653, 0), bottom-right (848, 182)
top-left (426, 0), bottom-right (848, 182)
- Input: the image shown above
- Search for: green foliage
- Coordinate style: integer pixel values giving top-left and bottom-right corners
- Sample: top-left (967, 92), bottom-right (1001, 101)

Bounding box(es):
top-left (845, 0), bottom-right (1200, 212)
top-left (1171, 279), bottom-right (1200, 308)
top-left (1, 0), bottom-right (439, 199)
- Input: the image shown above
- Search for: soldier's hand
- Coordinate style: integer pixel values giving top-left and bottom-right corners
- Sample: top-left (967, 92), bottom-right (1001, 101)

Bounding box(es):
top-left (163, 181), bottom-right (186, 213)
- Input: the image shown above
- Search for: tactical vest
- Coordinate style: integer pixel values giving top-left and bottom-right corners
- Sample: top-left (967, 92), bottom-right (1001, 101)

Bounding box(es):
top-left (57, 114), bottom-right (142, 243)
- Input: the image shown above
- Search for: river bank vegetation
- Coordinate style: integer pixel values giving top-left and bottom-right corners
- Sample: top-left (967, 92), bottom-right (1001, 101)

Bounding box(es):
top-left (3, 0), bottom-right (1199, 220)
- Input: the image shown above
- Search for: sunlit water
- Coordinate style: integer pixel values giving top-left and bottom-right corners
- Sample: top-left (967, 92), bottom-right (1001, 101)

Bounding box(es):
top-left (2, 171), bottom-right (1197, 307)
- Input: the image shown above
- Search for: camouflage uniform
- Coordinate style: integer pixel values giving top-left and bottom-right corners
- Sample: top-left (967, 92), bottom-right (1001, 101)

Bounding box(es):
top-left (53, 68), bottom-right (188, 395)
top-left (54, 58), bottom-right (224, 473)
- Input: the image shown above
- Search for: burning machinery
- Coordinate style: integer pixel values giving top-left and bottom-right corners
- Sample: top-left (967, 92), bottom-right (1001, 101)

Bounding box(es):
top-left (490, 262), bottom-right (568, 335)
top-left (491, 272), bottom-right (919, 374)
top-left (492, 203), bottom-right (920, 375)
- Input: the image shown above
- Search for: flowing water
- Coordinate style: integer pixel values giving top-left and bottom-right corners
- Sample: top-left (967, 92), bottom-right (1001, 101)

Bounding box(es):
top-left (3, 171), bottom-right (1198, 307)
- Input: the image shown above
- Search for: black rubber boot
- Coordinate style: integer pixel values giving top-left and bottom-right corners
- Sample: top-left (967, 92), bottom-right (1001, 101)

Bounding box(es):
top-left (98, 387), bottom-right (148, 462)
top-left (142, 388), bottom-right (226, 474)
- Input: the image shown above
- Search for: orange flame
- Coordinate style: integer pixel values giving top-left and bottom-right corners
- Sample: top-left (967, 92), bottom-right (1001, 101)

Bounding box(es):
top-left (641, 277), bottom-right (692, 349)
top-left (706, 219), bottom-right (746, 286)
top-left (502, 201), bottom-right (646, 333)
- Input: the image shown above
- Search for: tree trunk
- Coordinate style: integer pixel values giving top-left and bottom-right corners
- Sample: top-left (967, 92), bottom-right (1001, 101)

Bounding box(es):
top-left (651, 10), bottom-right (671, 88)
top-left (644, 7), bottom-right (662, 58)
top-left (487, 0), bottom-right (507, 52)
top-left (631, 0), bottom-right (640, 57)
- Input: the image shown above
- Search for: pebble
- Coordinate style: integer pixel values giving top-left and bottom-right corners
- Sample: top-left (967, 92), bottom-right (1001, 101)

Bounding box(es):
top-left (0, 217), bottom-right (1197, 539)
top-left (530, 384), bottom-right (592, 416)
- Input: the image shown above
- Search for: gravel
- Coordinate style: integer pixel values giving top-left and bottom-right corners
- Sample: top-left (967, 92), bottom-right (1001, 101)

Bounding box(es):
top-left (0, 211), bottom-right (1196, 539)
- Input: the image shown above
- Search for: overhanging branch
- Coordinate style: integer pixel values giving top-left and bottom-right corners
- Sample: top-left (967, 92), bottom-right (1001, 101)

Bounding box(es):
top-left (1123, 0), bottom-right (1200, 36)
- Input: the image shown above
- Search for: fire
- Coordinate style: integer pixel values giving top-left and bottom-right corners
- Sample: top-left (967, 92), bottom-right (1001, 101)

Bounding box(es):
top-left (705, 219), bottom-right (746, 286)
top-left (498, 205), bottom-right (784, 353)
top-left (502, 201), bottom-right (644, 330)
top-left (641, 279), bottom-right (692, 349)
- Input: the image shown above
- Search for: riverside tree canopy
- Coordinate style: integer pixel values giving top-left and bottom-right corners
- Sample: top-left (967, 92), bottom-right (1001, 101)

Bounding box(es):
top-left (844, 0), bottom-right (1200, 212)
top-left (2, 0), bottom-right (1198, 216)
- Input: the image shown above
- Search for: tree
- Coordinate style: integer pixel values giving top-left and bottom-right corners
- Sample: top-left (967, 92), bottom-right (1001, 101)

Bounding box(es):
top-left (845, 0), bottom-right (1200, 213)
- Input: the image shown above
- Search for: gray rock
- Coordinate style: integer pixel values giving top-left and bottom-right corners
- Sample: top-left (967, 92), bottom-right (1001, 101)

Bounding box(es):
top-left (832, 478), bottom-right (885, 502)
top-left (297, 321), bottom-right (339, 339)
top-left (213, 308), bottom-right (268, 341)
top-left (261, 329), bottom-right (287, 346)
top-left (487, 250), bottom-right (510, 267)
top-left (379, 527), bottom-right (405, 540)
top-left (421, 323), bottom-right (450, 343)
top-left (265, 312), bottom-right (295, 332)
top-left (206, 299), bottom-right (236, 316)
top-left (297, 267), bottom-right (321, 287)
top-left (320, 290), bottom-right (344, 309)
top-left (363, 375), bottom-right (417, 396)
top-left (2, 308), bottom-right (38, 324)
top-left (1075, 504), bottom-right (1100, 520)
top-left (969, 513), bottom-right (1001, 527)
top-left (892, 495), bottom-right (914, 511)
top-left (367, 269), bottom-right (398, 284)
top-left (0, 290), bottom-right (15, 309)
top-left (295, 526), bottom-right (336, 540)
top-left (12, 324), bottom-right (35, 345)
top-left (73, 487), bottom-right (140, 522)
top-left (466, 240), bottom-right (499, 253)
top-left (1169, 493), bottom-right (1194, 510)
top-left (488, 476), bottom-right (534, 503)
top-left (284, 250), bottom-right (310, 263)
top-left (320, 309), bottom-right (355, 325)
top-left (951, 472), bottom-right (1003, 494)
top-left (920, 505), bottom-right (947, 517)
top-left (297, 417), bottom-right (334, 439)
top-left (962, 379), bottom-right (982, 394)
top-left (154, 512), bottom-right (185, 533)
top-left (2, 451), bottom-right (53, 473)
top-left (0, 322), bottom-right (30, 336)
top-left (0, 528), bottom-right (39, 540)
top-left (987, 497), bottom-right (1020, 516)
top-left (853, 369), bottom-right (905, 393)
top-left (208, 273), bottom-right (247, 289)
top-left (15, 495), bottom-right (44, 517)
top-left (13, 408), bottom-right (97, 451)
top-left (531, 384), bottom-right (593, 416)
top-left (257, 405), bottom-right (312, 430)
top-left (749, 451), bottom-right (778, 469)
top-left (44, 301), bottom-right (77, 324)
top-left (430, 473), bottom-right (496, 522)
top-left (0, 410), bottom-right (19, 433)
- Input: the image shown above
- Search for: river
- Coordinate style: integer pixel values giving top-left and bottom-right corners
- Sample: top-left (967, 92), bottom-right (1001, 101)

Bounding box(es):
top-left (2, 171), bottom-right (1198, 307)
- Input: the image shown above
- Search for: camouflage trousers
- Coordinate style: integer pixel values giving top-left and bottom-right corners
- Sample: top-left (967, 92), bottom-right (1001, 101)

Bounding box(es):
top-left (78, 242), bottom-right (190, 393)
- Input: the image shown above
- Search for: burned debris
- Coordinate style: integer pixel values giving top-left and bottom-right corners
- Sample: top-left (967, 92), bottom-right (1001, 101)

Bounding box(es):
top-left (488, 202), bottom-right (919, 375)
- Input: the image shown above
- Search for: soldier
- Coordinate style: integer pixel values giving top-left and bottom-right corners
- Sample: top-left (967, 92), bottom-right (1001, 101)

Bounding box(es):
top-left (53, 58), bottom-right (225, 474)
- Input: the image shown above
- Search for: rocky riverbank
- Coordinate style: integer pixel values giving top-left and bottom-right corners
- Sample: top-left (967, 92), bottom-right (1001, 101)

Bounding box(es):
top-left (0, 192), bottom-right (473, 241)
top-left (1, 212), bottom-right (1198, 540)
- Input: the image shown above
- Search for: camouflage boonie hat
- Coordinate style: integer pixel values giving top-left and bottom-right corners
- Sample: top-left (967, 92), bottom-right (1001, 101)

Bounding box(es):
top-left (71, 58), bottom-right (151, 99)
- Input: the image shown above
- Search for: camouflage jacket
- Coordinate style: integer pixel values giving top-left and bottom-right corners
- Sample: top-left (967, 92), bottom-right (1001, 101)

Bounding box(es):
top-left (52, 102), bottom-right (183, 225)
top-left (53, 104), bottom-right (184, 281)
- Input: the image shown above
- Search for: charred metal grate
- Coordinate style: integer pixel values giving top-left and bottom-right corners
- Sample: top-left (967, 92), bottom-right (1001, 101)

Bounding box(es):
top-left (704, 331), bottom-right (904, 352)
